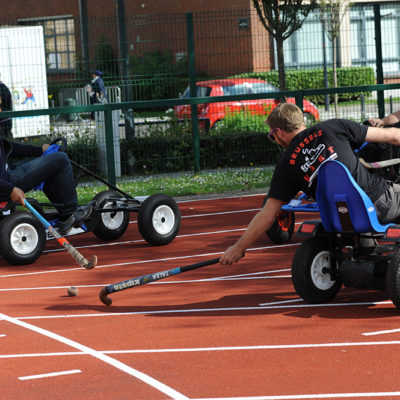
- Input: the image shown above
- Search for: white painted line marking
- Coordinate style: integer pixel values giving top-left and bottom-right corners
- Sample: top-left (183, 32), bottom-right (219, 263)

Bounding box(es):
top-left (363, 328), bottom-right (400, 336)
top-left (259, 299), bottom-right (303, 306)
top-left (0, 244), bottom-right (299, 279)
top-left (3, 340), bottom-right (400, 359)
top-left (0, 312), bottom-right (189, 400)
top-left (0, 334), bottom-right (5, 337)
top-left (18, 369), bottom-right (81, 380)
top-left (13, 300), bottom-right (393, 321)
top-left (190, 392), bottom-right (400, 399)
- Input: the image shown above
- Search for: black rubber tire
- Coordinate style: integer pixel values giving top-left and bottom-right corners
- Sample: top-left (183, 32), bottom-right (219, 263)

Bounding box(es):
top-left (386, 248), bottom-right (400, 310)
top-left (292, 237), bottom-right (342, 303)
top-left (92, 190), bottom-right (130, 241)
top-left (138, 194), bottom-right (181, 245)
top-left (266, 210), bottom-right (295, 244)
top-left (0, 212), bottom-right (46, 265)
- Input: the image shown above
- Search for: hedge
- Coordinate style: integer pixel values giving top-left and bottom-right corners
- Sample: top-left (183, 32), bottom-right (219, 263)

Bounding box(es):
top-left (231, 66), bottom-right (375, 104)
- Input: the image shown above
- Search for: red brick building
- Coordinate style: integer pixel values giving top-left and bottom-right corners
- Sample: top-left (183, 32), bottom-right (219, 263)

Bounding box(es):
top-left (1, 0), bottom-right (273, 82)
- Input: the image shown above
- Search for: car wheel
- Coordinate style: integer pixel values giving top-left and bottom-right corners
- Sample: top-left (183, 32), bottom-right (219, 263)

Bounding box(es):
top-left (292, 237), bottom-right (342, 303)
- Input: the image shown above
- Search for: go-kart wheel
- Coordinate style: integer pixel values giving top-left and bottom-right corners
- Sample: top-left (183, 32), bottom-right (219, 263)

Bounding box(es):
top-left (267, 210), bottom-right (295, 244)
top-left (92, 190), bottom-right (130, 241)
top-left (386, 248), bottom-right (400, 310)
top-left (292, 237), bottom-right (342, 303)
top-left (49, 136), bottom-right (67, 152)
top-left (0, 212), bottom-right (46, 265)
top-left (138, 194), bottom-right (181, 246)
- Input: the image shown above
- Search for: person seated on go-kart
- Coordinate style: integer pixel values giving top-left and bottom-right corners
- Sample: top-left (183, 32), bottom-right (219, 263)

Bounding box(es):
top-left (357, 111), bottom-right (400, 182)
top-left (0, 130), bottom-right (93, 235)
top-left (219, 102), bottom-right (400, 266)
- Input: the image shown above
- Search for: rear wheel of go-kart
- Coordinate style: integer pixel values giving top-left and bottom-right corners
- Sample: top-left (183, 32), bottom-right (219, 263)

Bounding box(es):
top-left (0, 212), bottom-right (46, 265)
top-left (292, 237), bottom-right (342, 303)
top-left (92, 190), bottom-right (130, 241)
top-left (138, 194), bottom-right (181, 246)
top-left (266, 210), bottom-right (295, 244)
top-left (386, 248), bottom-right (400, 310)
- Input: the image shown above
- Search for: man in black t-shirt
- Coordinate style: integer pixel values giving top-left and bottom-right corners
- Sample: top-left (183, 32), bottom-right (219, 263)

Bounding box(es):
top-left (220, 103), bottom-right (400, 266)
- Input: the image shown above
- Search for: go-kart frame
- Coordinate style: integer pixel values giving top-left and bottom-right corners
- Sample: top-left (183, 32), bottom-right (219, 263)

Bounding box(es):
top-left (0, 137), bottom-right (181, 266)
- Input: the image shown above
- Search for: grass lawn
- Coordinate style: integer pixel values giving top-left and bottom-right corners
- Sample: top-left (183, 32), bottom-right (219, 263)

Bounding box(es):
top-left (27, 167), bottom-right (273, 205)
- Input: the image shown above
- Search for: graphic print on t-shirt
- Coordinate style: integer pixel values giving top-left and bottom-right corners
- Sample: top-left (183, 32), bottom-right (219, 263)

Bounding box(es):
top-left (301, 144), bottom-right (325, 173)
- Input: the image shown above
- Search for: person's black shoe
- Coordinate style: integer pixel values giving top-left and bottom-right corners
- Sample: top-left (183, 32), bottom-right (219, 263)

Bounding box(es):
top-left (58, 202), bottom-right (95, 235)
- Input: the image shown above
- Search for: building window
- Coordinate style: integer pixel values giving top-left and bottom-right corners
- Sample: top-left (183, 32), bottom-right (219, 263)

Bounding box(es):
top-left (19, 16), bottom-right (75, 71)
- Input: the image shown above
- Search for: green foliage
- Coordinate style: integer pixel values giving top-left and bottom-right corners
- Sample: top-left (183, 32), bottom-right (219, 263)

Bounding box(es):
top-left (232, 66), bottom-right (375, 104)
top-left (210, 110), bottom-right (270, 135)
top-left (94, 34), bottom-right (120, 80)
top-left (119, 131), bottom-right (279, 175)
top-left (129, 50), bottom-right (189, 101)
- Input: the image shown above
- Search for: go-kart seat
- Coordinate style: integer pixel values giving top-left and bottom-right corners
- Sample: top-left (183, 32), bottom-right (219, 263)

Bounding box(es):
top-left (316, 159), bottom-right (393, 233)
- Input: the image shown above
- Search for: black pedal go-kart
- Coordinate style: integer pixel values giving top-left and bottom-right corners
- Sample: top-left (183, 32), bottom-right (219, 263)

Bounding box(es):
top-left (291, 159), bottom-right (400, 312)
top-left (0, 137), bottom-right (181, 266)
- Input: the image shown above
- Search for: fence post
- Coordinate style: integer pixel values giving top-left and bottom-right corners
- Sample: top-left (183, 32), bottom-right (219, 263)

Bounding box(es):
top-left (374, 4), bottom-right (385, 119)
top-left (104, 106), bottom-right (116, 186)
top-left (186, 12), bottom-right (201, 173)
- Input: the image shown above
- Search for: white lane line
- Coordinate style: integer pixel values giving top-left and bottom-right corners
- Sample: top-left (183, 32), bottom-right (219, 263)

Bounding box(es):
top-left (0, 312), bottom-right (189, 400)
top-left (3, 340), bottom-right (400, 359)
top-left (0, 244), bottom-right (299, 279)
top-left (18, 369), bottom-right (81, 380)
top-left (0, 334), bottom-right (5, 337)
top-left (190, 392), bottom-right (400, 400)
top-left (44, 228), bottom-right (248, 253)
top-left (259, 299), bottom-right (303, 306)
top-left (363, 328), bottom-right (400, 336)
top-left (0, 269), bottom-right (292, 292)
top-left (13, 300), bottom-right (393, 321)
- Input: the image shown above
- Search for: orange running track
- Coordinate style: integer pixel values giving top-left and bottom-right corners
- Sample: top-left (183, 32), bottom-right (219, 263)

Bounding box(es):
top-left (1, 193), bottom-right (400, 400)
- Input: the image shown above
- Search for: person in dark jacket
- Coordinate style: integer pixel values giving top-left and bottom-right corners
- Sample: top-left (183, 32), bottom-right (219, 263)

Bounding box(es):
top-left (0, 137), bottom-right (93, 235)
top-left (88, 70), bottom-right (108, 119)
top-left (0, 75), bottom-right (13, 138)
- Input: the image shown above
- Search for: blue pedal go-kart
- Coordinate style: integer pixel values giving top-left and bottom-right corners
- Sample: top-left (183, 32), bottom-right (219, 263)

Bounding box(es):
top-left (291, 159), bottom-right (400, 311)
top-left (0, 137), bottom-right (181, 266)
top-left (266, 137), bottom-right (400, 244)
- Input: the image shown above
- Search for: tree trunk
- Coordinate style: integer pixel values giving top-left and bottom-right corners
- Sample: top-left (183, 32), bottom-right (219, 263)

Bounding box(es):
top-left (276, 37), bottom-right (286, 92)
top-left (332, 39), bottom-right (338, 117)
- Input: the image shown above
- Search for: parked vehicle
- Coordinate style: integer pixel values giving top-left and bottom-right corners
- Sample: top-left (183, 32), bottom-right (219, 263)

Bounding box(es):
top-left (174, 78), bottom-right (320, 130)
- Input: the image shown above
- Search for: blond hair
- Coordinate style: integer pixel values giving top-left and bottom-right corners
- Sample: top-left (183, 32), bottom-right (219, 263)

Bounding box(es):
top-left (267, 103), bottom-right (305, 132)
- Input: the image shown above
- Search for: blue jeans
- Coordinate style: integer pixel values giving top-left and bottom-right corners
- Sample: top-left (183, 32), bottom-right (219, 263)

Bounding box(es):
top-left (9, 152), bottom-right (78, 218)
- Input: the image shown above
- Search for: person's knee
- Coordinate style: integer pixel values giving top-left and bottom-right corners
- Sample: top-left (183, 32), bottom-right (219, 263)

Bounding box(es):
top-left (47, 151), bottom-right (71, 169)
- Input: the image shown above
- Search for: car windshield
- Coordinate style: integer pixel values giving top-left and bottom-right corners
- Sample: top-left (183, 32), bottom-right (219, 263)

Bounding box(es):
top-left (222, 82), bottom-right (279, 96)
top-left (181, 85), bottom-right (212, 98)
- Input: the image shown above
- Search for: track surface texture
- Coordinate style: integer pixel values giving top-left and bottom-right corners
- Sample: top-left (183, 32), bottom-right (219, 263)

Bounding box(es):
top-left (1, 193), bottom-right (400, 400)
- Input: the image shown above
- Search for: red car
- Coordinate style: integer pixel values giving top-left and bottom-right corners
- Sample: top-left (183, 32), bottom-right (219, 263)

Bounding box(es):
top-left (174, 78), bottom-right (320, 130)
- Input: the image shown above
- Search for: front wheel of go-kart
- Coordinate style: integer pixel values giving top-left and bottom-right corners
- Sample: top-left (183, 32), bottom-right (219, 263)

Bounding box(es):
top-left (386, 248), bottom-right (400, 310)
top-left (92, 190), bottom-right (130, 241)
top-left (0, 212), bottom-right (46, 265)
top-left (266, 210), bottom-right (295, 244)
top-left (138, 194), bottom-right (181, 246)
top-left (292, 237), bottom-right (342, 303)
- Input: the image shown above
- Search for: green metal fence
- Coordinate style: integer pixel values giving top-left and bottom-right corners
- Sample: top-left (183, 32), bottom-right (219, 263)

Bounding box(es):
top-left (2, 3), bottom-right (400, 184)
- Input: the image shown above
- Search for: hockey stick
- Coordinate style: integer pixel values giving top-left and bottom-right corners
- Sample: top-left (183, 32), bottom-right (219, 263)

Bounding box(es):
top-left (99, 257), bottom-right (221, 306)
top-left (360, 157), bottom-right (400, 169)
top-left (24, 199), bottom-right (97, 269)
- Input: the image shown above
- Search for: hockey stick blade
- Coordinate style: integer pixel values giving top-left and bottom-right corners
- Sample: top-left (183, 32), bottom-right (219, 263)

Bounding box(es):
top-left (99, 257), bottom-right (221, 306)
top-left (25, 199), bottom-right (97, 269)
